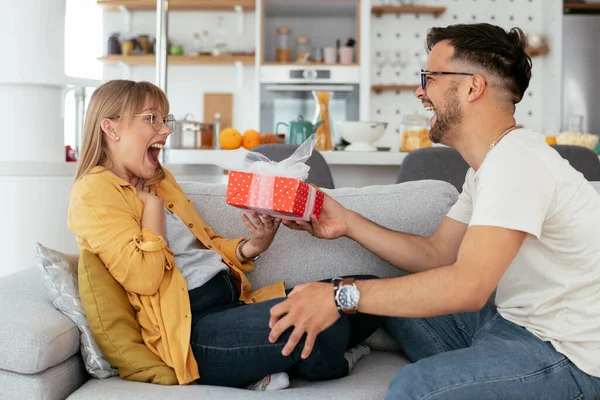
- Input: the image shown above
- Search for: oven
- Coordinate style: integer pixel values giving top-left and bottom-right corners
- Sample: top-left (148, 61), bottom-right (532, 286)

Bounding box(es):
top-left (259, 66), bottom-right (360, 148)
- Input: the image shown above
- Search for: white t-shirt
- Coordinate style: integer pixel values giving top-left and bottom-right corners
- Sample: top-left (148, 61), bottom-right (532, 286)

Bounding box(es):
top-left (447, 129), bottom-right (600, 377)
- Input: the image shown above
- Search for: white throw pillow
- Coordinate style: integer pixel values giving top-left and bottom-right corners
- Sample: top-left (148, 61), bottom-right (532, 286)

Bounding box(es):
top-left (36, 243), bottom-right (118, 379)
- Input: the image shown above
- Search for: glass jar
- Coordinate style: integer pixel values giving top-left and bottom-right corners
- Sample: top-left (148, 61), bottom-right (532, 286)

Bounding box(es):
top-left (107, 33), bottom-right (121, 55)
top-left (400, 112), bottom-right (431, 152)
top-left (276, 27), bottom-right (291, 63)
top-left (296, 36), bottom-right (311, 62)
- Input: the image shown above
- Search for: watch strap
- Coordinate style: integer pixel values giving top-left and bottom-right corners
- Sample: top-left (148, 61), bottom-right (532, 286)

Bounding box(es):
top-left (332, 278), bottom-right (344, 316)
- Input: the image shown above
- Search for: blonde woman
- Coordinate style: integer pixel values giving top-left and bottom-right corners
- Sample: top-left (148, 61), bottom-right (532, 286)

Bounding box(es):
top-left (68, 80), bottom-right (381, 389)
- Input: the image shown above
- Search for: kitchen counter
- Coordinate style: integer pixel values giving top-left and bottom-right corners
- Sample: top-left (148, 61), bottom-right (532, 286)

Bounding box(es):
top-left (163, 149), bottom-right (600, 188)
top-left (163, 148), bottom-right (409, 166)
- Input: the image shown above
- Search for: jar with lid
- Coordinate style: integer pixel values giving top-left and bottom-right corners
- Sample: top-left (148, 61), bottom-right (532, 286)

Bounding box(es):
top-left (107, 33), bottom-right (122, 55)
top-left (296, 36), bottom-right (311, 62)
top-left (276, 27), bottom-right (292, 63)
top-left (400, 111), bottom-right (432, 152)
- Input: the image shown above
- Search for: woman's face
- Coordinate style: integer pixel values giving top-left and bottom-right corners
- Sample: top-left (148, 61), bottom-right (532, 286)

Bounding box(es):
top-left (105, 99), bottom-right (172, 184)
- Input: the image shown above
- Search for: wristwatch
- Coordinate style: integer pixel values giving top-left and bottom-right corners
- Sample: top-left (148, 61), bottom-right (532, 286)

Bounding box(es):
top-left (332, 277), bottom-right (360, 315)
top-left (238, 238), bottom-right (260, 261)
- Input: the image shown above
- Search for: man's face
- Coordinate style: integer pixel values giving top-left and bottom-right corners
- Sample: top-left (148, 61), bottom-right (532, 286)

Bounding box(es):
top-left (416, 42), bottom-right (465, 145)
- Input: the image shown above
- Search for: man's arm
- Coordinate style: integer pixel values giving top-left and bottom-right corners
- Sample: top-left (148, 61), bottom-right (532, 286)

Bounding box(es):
top-left (358, 225), bottom-right (525, 316)
top-left (346, 212), bottom-right (468, 273)
top-left (268, 225), bottom-right (525, 358)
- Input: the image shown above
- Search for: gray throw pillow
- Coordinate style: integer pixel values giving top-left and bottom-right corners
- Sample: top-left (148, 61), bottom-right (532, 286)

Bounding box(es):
top-left (36, 243), bottom-right (118, 379)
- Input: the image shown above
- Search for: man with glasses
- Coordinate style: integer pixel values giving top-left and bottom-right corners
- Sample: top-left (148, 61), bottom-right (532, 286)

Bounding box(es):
top-left (269, 23), bottom-right (600, 399)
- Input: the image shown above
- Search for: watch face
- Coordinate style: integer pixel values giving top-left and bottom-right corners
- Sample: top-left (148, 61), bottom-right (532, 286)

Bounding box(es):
top-left (339, 285), bottom-right (360, 308)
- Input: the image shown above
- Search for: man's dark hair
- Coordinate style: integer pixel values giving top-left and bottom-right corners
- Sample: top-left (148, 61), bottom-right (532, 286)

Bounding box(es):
top-left (426, 23), bottom-right (532, 104)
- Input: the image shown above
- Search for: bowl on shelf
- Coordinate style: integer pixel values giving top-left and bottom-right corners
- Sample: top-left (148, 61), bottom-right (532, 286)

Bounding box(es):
top-left (336, 121), bottom-right (389, 152)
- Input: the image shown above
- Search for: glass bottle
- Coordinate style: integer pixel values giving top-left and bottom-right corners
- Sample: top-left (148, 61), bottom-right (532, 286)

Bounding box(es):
top-left (212, 16), bottom-right (228, 56)
top-left (313, 91), bottom-right (333, 151)
top-left (276, 27), bottom-right (291, 63)
top-left (296, 36), bottom-right (311, 62)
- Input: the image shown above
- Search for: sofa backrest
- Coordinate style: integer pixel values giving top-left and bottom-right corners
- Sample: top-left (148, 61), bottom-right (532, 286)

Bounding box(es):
top-left (181, 180), bottom-right (459, 289)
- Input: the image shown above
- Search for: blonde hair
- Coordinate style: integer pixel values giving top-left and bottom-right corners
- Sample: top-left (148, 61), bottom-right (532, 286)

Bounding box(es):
top-left (74, 80), bottom-right (170, 186)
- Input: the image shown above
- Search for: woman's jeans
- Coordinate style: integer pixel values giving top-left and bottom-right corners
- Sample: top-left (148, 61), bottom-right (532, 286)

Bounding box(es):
top-left (384, 302), bottom-right (600, 400)
top-left (189, 271), bottom-right (382, 388)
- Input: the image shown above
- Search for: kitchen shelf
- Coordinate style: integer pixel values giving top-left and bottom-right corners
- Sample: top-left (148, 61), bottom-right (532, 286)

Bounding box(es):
top-left (372, 84), bottom-right (419, 94)
top-left (372, 5), bottom-right (446, 18)
top-left (261, 62), bottom-right (359, 66)
top-left (526, 46), bottom-right (549, 57)
top-left (564, 2), bottom-right (600, 14)
top-left (98, 54), bottom-right (256, 66)
top-left (97, 0), bottom-right (256, 12)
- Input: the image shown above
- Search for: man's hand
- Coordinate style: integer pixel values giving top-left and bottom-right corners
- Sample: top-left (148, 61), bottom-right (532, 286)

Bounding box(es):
top-left (268, 282), bottom-right (341, 359)
top-left (282, 193), bottom-right (351, 240)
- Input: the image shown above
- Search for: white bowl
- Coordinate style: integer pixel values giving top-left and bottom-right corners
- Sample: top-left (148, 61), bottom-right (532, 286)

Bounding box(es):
top-left (336, 121), bottom-right (389, 152)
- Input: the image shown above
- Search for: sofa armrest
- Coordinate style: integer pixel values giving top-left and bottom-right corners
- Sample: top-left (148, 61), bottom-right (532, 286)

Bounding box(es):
top-left (0, 268), bottom-right (80, 374)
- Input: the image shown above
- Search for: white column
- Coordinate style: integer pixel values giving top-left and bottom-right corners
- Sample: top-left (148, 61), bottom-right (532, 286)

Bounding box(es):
top-left (0, 0), bottom-right (79, 278)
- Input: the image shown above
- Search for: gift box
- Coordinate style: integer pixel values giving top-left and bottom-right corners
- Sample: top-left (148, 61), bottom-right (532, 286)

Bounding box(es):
top-left (226, 171), bottom-right (324, 221)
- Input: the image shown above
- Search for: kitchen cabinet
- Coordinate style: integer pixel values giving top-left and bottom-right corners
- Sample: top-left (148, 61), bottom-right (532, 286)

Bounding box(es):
top-left (260, 0), bottom-right (361, 65)
top-left (97, 0), bottom-right (256, 12)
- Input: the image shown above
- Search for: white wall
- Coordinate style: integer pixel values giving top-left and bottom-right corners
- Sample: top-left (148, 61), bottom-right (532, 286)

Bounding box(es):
top-left (0, 0), bottom-right (81, 278)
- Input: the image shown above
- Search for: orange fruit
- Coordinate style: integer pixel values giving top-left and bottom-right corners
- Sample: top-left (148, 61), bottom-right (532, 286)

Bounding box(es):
top-left (219, 128), bottom-right (242, 150)
top-left (242, 130), bottom-right (261, 150)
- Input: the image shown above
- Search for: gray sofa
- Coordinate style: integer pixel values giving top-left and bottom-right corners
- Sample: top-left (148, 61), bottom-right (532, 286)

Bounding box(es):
top-left (3, 179), bottom-right (596, 399)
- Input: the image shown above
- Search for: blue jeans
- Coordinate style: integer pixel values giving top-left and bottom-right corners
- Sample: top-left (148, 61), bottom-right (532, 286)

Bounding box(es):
top-left (189, 271), bottom-right (382, 388)
top-left (385, 303), bottom-right (600, 399)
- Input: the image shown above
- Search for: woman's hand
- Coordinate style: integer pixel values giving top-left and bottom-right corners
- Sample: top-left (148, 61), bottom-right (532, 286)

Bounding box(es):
top-left (135, 179), bottom-right (161, 205)
top-left (282, 194), bottom-right (351, 240)
top-left (135, 179), bottom-right (166, 238)
top-left (241, 212), bottom-right (281, 258)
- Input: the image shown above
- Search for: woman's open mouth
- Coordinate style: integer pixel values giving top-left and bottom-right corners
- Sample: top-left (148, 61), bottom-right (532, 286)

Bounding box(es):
top-left (147, 143), bottom-right (164, 166)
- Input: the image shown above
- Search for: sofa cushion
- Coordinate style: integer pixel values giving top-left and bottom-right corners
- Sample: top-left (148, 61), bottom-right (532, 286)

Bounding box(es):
top-left (181, 180), bottom-right (459, 289)
top-left (0, 267), bottom-right (80, 374)
top-left (78, 249), bottom-right (178, 385)
top-left (36, 243), bottom-right (118, 379)
top-left (0, 354), bottom-right (88, 400)
top-left (68, 351), bottom-right (409, 400)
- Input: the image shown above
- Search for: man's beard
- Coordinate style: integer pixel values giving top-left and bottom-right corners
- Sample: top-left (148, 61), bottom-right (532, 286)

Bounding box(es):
top-left (429, 81), bottom-right (462, 144)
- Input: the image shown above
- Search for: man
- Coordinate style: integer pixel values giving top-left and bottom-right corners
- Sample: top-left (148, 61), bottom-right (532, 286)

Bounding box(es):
top-left (267, 23), bottom-right (600, 399)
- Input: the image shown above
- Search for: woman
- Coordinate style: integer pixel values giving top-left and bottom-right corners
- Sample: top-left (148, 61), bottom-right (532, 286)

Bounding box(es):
top-left (68, 80), bottom-right (381, 390)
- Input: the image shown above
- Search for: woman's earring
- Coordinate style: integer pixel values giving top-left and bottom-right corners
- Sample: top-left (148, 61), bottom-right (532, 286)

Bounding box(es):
top-left (115, 136), bottom-right (120, 141)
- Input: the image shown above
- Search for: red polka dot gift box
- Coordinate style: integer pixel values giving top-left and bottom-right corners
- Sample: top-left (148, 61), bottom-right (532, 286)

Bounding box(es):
top-left (225, 171), bottom-right (324, 221)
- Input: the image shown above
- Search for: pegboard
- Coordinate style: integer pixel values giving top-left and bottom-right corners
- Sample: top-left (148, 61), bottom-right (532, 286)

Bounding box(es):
top-left (369, 0), bottom-right (560, 149)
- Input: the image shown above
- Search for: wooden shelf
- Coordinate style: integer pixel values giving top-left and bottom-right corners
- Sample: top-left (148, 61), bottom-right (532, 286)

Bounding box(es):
top-left (98, 54), bottom-right (256, 65)
top-left (564, 2), bottom-right (600, 14)
top-left (261, 62), bottom-right (359, 67)
top-left (526, 46), bottom-right (549, 57)
top-left (372, 84), bottom-right (419, 94)
top-left (372, 5), bottom-right (446, 18)
top-left (98, 0), bottom-right (256, 12)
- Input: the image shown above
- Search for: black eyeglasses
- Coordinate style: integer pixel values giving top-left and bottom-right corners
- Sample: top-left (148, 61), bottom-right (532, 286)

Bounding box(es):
top-left (420, 69), bottom-right (474, 90)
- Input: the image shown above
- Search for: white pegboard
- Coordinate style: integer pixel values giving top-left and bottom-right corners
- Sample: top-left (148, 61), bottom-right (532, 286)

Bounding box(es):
top-left (369, 0), bottom-right (560, 149)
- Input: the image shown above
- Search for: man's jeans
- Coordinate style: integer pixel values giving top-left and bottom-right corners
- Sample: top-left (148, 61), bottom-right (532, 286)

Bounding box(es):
top-left (189, 271), bottom-right (382, 388)
top-left (385, 303), bottom-right (600, 399)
